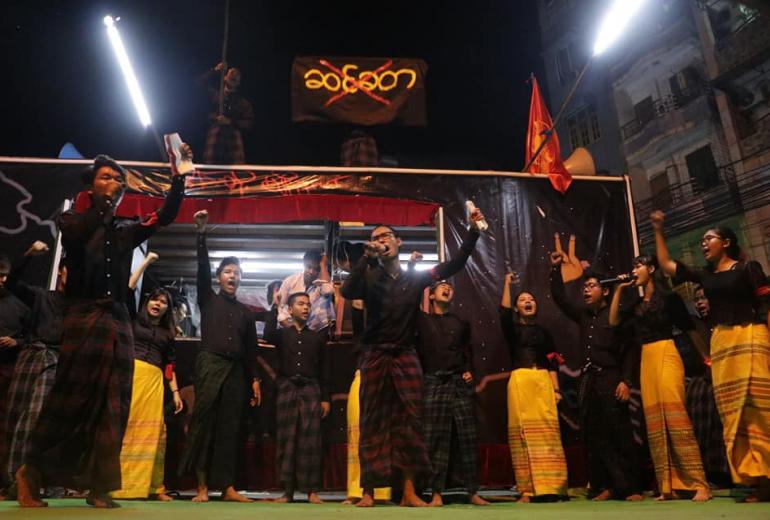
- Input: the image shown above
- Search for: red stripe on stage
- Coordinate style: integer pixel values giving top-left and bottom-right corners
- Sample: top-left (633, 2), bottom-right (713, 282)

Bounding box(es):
top-left (116, 193), bottom-right (439, 226)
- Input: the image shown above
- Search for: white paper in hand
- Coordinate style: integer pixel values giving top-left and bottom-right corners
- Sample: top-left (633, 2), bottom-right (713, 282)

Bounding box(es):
top-left (466, 200), bottom-right (488, 231)
top-left (164, 133), bottom-right (194, 176)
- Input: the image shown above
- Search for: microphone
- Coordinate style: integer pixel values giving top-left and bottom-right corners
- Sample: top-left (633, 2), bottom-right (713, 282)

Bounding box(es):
top-left (599, 273), bottom-right (637, 285)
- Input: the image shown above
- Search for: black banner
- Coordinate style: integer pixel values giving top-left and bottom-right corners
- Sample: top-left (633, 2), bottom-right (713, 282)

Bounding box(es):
top-left (291, 56), bottom-right (427, 126)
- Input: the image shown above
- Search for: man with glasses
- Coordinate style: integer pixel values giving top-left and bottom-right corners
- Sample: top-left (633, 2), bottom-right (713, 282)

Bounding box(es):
top-left (549, 252), bottom-right (642, 501)
top-left (340, 210), bottom-right (485, 507)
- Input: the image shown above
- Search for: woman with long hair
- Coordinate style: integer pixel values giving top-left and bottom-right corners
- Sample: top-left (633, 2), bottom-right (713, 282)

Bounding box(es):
top-left (651, 210), bottom-right (770, 502)
top-left (113, 287), bottom-right (183, 500)
top-left (500, 273), bottom-right (568, 502)
top-left (609, 254), bottom-right (710, 501)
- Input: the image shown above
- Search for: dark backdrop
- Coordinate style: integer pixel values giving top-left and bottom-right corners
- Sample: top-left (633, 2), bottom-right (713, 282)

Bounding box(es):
top-left (1, 1), bottom-right (543, 169)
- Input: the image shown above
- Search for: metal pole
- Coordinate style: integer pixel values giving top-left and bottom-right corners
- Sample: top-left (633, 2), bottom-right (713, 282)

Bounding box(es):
top-left (437, 206), bottom-right (446, 262)
top-left (624, 174), bottom-right (641, 257)
top-left (523, 58), bottom-right (593, 172)
top-left (217, 0), bottom-right (231, 117)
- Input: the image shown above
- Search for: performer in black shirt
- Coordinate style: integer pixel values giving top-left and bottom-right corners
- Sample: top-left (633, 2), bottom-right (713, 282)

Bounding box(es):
top-left (0, 255), bottom-right (30, 498)
top-left (609, 255), bottom-right (709, 501)
top-left (2, 242), bottom-right (65, 496)
top-left (652, 210), bottom-right (770, 502)
top-left (178, 209), bottom-right (260, 503)
top-left (549, 251), bottom-right (642, 501)
top-left (264, 292), bottom-right (329, 504)
top-left (500, 273), bottom-right (567, 502)
top-left (340, 208), bottom-right (484, 507)
top-left (684, 286), bottom-right (730, 486)
top-left (417, 281), bottom-right (488, 507)
top-left (18, 150), bottom-right (188, 508)
top-left (114, 285), bottom-right (183, 501)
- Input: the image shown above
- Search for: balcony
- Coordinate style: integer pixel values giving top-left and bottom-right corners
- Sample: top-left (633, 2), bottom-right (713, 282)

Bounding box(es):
top-left (713, 17), bottom-right (770, 82)
top-left (633, 160), bottom-right (770, 246)
top-left (621, 86), bottom-right (709, 142)
top-left (621, 91), bottom-right (718, 157)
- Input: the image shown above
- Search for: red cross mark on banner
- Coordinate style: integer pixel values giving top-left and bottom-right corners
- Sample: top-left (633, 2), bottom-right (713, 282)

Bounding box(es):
top-left (319, 59), bottom-right (393, 107)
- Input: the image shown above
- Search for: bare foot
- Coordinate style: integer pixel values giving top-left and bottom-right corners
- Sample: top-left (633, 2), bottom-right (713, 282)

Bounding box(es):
top-left (592, 489), bottom-right (612, 501)
top-left (692, 488), bottom-right (712, 502)
top-left (341, 498), bottom-right (358, 505)
top-left (15, 466), bottom-right (47, 508)
top-left (470, 494), bottom-right (490, 506)
top-left (518, 495), bottom-right (531, 503)
top-left (155, 492), bottom-right (174, 502)
top-left (355, 493), bottom-right (375, 507)
top-left (273, 495), bottom-right (293, 503)
top-left (222, 487), bottom-right (253, 503)
top-left (655, 492), bottom-right (679, 501)
top-left (88, 494), bottom-right (121, 508)
top-left (429, 492), bottom-right (443, 507)
top-left (191, 486), bottom-right (209, 503)
top-left (626, 494), bottom-right (644, 501)
top-left (741, 479), bottom-right (770, 503)
top-left (401, 493), bottom-right (428, 507)
top-left (308, 492), bottom-right (323, 504)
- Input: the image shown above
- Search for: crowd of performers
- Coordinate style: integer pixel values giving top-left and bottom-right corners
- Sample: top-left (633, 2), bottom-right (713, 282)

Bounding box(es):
top-left (0, 151), bottom-right (768, 509)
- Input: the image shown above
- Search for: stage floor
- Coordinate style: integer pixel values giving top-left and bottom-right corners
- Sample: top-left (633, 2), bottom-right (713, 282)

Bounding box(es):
top-left (1, 493), bottom-right (769, 520)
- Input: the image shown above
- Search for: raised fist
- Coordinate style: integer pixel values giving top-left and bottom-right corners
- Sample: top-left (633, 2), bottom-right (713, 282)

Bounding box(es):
top-left (650, 210), bottom-right (665, 232)
top-left (26, 241), bottom-right (50, 257)
top-left (194, 209), bottom-right (209, 232)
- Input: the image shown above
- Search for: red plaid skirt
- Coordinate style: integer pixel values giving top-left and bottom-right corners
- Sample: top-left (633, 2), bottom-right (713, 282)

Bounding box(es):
top-left (27, 300), bottom-right (134, 492)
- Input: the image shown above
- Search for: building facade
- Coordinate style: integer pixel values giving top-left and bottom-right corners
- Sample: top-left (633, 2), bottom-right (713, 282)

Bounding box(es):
top-left (538, 0), bottom-right (770, 267)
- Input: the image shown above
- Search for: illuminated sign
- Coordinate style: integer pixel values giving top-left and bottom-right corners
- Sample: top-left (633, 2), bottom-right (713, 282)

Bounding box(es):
top-left (292, 56), bottom-right (427, 126)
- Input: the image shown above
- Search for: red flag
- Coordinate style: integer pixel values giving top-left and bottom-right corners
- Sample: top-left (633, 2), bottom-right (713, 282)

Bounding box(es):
top-left (525, 75), bottom-right (572, 194)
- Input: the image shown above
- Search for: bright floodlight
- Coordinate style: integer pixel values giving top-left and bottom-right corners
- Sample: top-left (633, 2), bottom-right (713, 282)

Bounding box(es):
top-left (593, 0), bottom-right (647, 56)
top-left (104, 15), bottom-right (152, 127)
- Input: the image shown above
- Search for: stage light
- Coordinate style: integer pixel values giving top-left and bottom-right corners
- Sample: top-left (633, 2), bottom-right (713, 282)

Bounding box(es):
top-left (104, 15), bottom-right (153, 127)
top-left (593, 0), bottom-right (647, 56)
top-left (401, 262), bottom-right (437, 271)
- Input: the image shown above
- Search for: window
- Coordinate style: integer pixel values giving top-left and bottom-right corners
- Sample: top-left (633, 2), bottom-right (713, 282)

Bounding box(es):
top-left (650, 170), bottom-right (672, 210)
top-left (685, 145), bottom-right (720, 190)
top-left (669, 66), bottom-right (702, 106)
top-left (634, 96), bottom-right (655, 127)
top-left (566, 104), bottom-right (601, 148)
top-left (556, 48), bottom-right (575, 86)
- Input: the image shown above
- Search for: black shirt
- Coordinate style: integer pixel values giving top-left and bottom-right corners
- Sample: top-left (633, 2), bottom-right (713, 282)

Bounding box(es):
top-left (6, 256), bottom-right (60, 347)
top-left (499, 307), bottom-right (559, 371)
top-left (263, 308), bottom-right (330, 401)
top-left (619, 289), bottom-right (694, 344)
top-left (675, 260), bottom-right (770, 326)
top-left (416, 312), bottom-right (471, 375)
top-left (550, 266), bottom-right (636, 384)
top-left (60, 175), bottom-right (185, 303)
top-left (133, 317), bottom-right (175, 370)
top-left (197, 233), bottom-right (258, 378)
top-left (0, 289), bottom-right (28, 364)
top-left (341, 228), bottom-right (479, 349)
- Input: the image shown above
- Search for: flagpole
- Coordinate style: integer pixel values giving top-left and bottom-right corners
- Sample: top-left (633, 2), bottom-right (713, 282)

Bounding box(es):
top-left (523, 58), bottom-right (592, 172)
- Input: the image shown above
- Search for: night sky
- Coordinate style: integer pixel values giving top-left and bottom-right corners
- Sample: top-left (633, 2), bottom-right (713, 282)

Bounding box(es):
top-left (1, 1), bottom-right (543, 169)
